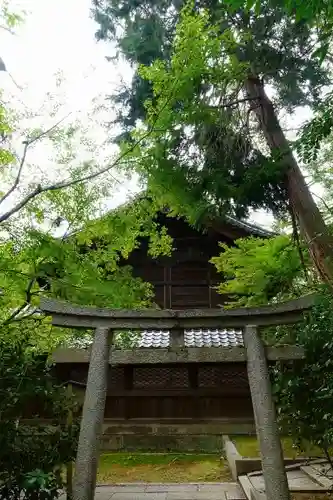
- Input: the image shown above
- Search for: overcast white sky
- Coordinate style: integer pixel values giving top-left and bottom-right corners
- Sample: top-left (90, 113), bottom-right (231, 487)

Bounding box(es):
top-left (0, 0), bottom-right (315, 229)
top-left (0, 0), bottom-right (141, 211)
top-left (0, 0), bottom-right (127, 113)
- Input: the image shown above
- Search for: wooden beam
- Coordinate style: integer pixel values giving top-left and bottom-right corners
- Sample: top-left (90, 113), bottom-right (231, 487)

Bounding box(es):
top-left (105, 389), bottom-right (251, 397)
top-left (52, 345), bottom-right (304, 365)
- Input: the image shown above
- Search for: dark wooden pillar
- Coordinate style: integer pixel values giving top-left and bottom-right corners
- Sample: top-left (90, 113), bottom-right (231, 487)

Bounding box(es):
top-left (188, 365), bottom-right (199, 418)
top-left (124, 365), bottom-right (133, 420)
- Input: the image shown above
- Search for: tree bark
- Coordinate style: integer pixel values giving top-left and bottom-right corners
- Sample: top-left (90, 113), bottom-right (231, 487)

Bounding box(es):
top-left (244, 75), bottom-right (333, 283)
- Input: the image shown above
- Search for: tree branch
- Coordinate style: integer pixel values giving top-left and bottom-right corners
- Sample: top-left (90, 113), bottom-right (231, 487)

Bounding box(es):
top-left (211, 96), bottom-right (261, 109)
top-left (312, 191), bottom-right (333, 215)
top-left (0, 71), bottom-right (180, 224)
top-left (0, 113), bottom-right (71, 207)
top-left (0, 99), bottom-right (170, 224)
top-left (9, 307), bottom-right (43, 323)
top-left (0, 24), bottom-right (15, 35)
top-left (2, 276), bottom-right (36, 326)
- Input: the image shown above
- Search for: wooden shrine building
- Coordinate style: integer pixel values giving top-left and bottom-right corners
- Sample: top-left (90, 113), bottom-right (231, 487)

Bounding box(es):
top-left (128, 211), bottom-right (271, 310)
top-left (52, 212), bottom-right (273, 452)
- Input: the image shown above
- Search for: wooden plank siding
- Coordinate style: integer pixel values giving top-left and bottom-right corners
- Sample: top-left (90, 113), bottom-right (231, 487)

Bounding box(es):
top-left (131, 260), bottom-right (223, 309)
top-left (127, 215), bottom-right (228, 309)
top-left (53, 362), bottom-right (254, 421)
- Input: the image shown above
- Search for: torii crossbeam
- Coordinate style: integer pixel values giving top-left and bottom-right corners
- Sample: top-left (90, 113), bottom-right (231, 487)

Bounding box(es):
top-left (40, 294), bottom-right (315, 500)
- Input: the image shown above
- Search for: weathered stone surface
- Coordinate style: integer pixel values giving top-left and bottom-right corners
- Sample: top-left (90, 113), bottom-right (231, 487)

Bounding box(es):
top-left (307, 463), bottom-right (333, 487)
top-left (225, 485), bottom-right (246, 500)
top-left (112, 494), bottom-right (166, 500)
top-left (100, 435), bottom-right (123, 451)
top-left (197, 483), bottom-right (234, 492)
top-left (249, 470), bottom-right (328, 493)
top-left (165, 494), bottom-right (197, 500)
top-left (223, 436), bottom-right (242, 480)
top-left (41, 294), bottom-right (316, 322)
top-left (73, 327), bottom-right (111, 500)
top-left (105, 485), bottom-right (148, 492)
top-left (250, 489), bottom-right (266, 500)
top-left (238, 475), bottom-right (254, 500)
top-left (244, 325), bottom-right (290, 500)
top-left (194, 493), bottom-right (227, 500)
top-left (98, 421), bottom-right (255, 452)
top-left (102, 421), bottom-right (255, 437)
top-left (60, 483), bottom-right (246, 500)
top-left (145, 484), bottom-right (196, 493)
top-left (52, 345), bottom-right (305, 365)
top-left (41, 293), bottom-right (316, 330)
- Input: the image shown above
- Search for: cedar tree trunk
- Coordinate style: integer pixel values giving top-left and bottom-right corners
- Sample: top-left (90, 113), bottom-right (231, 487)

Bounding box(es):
top-left (245, 75), bottom-right (333, 283)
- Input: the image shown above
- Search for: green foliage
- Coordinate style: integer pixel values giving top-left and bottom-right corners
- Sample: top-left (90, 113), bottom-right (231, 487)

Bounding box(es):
top-left (94, 0), bottom-right (328, 123)
top-left (22, 470), bottom-right (60, 500)
top-left (118, 6), bottom-right (283, 220)
top-left (273, 289), bottom-right (333, 454)
top-left (223, 0), bottom-right (333, 65)
top-left (224, 0), bottom-right (333, 23)
top-left (0, 84), bottom-right (174, 346)
top-left (0, 102), bottom-right (15, 176)
top-left (0, 5), bottom-right (177, 495)
top-left (210, 231), bottom-right (333, 454)
top-left (0, 332), bottom-right (79, 499)
top-left (297, 93), bottom-right (333, 164)
top-left (211, 235), bottom-right (307, 307)
top-left (1, 1), bottom-right (25, 28)
top-left (0, 197), bottom-right (172, 347)
top-left (220, 0), bottom-right (333, 166)
top-left (93, 0), bottom-right (330, 225)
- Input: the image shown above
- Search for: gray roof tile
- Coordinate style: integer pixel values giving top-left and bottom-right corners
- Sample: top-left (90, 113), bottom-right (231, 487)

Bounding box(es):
top-left (137, 328), bottom-right (243, 348)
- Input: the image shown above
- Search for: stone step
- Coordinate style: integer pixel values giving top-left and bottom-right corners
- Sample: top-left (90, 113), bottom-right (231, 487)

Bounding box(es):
top-left (301, 464), bottom-right (333, 489)
top-left (238, 475), bottom-right (254, 500)
top-left (60, 482), bottom-right (246, 500)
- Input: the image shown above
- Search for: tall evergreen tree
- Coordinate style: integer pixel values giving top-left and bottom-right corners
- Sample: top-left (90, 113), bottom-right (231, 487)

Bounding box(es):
top-left (92, 0), bottom-right (333, 283)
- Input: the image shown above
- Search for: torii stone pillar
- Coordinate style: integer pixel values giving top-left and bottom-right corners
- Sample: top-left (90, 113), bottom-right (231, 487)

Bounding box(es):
top-left (243, 325), bottom-right (290, 500)
top-left (39, 295), bottom-right (316, 500)
top-left (73, 326), bottom-right (112, 500)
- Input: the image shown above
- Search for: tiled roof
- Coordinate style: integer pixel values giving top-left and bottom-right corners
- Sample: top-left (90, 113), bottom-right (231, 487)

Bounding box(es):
top-left (137, 329), bottom-right (244, 348)
top-left (225, 215), bottom-right (275, 237)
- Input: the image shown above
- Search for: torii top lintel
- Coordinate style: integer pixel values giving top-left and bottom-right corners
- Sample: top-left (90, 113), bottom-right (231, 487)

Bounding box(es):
top-left (40, 294), bottom-right (316, 330)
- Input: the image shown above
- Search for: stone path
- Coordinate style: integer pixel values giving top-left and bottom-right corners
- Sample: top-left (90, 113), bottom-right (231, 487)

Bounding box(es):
top-left (61, 482), bottom-right (245, 500)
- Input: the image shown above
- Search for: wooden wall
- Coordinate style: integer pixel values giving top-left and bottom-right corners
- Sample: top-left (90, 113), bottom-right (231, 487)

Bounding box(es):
top-left (127, 215), bottom-right (232, 309)
top-left (55, 362), bottom-right (254, 421)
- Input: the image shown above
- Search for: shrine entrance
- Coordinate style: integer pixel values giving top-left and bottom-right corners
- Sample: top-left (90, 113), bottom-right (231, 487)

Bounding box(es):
top-left (41, 294), bottom-right (315, 500)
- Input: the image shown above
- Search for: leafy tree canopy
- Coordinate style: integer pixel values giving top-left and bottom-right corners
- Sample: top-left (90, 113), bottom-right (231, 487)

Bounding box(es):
top-left (211, 234), bottom-right (310, 307)
top-left (273, 289), bottom-right (333, 457)
top-left (93, 0), bottom-right (329, 124)
top-left (0, 74), bottom-right (172, 350)
top-left (92, 0), bottom-right (330, 222)
top-left (0, 329), bottom-right (80, 499)
top-left (210, 228), bottom-right (333, 456)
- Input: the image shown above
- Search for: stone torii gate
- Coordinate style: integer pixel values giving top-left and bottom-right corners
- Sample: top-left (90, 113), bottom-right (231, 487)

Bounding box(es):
top-left (40, 294), bottom-right (315, 500)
